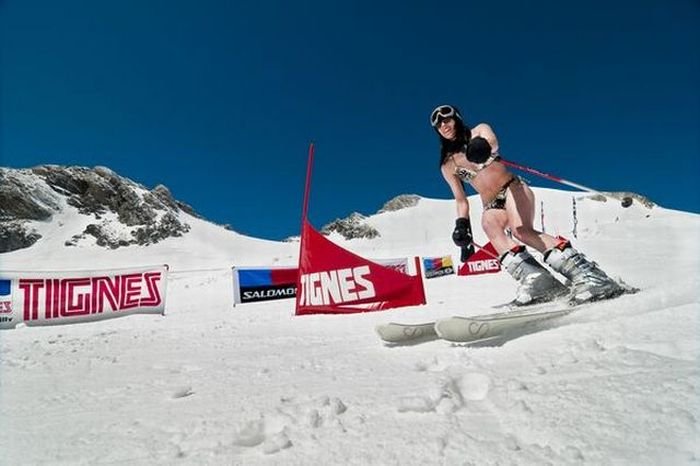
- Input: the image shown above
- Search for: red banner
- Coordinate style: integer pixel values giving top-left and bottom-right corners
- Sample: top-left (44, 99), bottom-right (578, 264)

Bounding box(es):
top-left (295, 220), bottom-right (426, 315)
top-left (458, 242), bottom-right (502, 276)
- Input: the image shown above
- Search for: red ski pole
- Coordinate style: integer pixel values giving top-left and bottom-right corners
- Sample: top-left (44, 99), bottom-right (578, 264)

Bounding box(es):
top-left (472, 241), bottom-right (500, 260)
top-left (500, 158), bottom-right (633, 208)
top-left (459, 241), bottom-right (501, 263)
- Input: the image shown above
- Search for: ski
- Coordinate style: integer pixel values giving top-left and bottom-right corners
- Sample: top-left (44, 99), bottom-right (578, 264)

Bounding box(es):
top-left (375, 306), bottom-right (570, 346)
top-left (376, 286), bottom-right (640, 345)
top-left (491, 297), bottom-right (570, 311)
top-left (375, 321), bottom-right (438, 344)
top-left (434, 286), bottom-right (639, 344)
top-left (374, 303), bottom-right (564, 345)
top-left (434, 306), bottom-right (572, 343)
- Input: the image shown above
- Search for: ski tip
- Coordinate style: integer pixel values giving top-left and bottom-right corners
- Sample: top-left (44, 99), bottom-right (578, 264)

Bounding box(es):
top-left (434, 317), bottom-right (485, 342)
top-left (375, 322), bottom-right (438, 344)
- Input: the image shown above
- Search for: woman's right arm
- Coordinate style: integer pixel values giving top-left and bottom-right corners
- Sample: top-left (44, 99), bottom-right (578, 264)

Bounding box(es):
top-left (442, 164), bottom-right (476, 260)
top-left (441, 165), bottom-right (470, 219)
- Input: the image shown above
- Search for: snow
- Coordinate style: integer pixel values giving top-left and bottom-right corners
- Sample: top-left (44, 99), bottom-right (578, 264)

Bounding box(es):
top-left (1, 188), bottom-right (699, 465)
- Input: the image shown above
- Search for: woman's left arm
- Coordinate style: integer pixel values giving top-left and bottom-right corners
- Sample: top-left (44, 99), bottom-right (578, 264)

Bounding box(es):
top-left (472, 123), bottom-right (500, 154)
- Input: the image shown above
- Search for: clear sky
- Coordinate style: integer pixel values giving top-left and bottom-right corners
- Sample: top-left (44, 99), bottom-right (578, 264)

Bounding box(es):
top-left (2, 0), bottom-right (698, 240)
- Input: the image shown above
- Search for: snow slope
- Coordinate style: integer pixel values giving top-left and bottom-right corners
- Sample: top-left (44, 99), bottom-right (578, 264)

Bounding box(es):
top-left (1, 188), bottom-right (699, 465)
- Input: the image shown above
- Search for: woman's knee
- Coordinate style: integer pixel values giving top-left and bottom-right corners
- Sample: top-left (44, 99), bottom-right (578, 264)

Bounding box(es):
top-left (481, 214), bottom-right (504, 235)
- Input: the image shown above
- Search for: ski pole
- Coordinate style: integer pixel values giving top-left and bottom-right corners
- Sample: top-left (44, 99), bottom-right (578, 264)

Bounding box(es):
top-left (460, 241), bottom-right (501, 262)
top-left (500, 158), bottom-right (634, 208)
top-left (472, 242), bottom-right (500, 260)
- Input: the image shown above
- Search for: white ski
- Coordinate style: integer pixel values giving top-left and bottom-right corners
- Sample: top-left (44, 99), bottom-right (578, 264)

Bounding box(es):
top-left (375, 321), bottom-right (438, 344)
top-left (376, 300), bottom-right (569, 345)
top-left (377, 287), bottom-right (639, 345)
top-left (434, 307), bottom-right (572, 343)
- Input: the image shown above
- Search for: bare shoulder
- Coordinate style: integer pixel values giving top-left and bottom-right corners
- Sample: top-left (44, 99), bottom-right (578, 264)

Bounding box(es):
top-left (472, 122), bottom-right (495, 136)
top-left (471, 123), bottom-right (499, 148)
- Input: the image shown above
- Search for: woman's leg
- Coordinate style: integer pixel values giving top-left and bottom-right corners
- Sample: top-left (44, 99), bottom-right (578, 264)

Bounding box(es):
top-left (481, 186), bottom-right (569, 304)
top-left (505, 181), bottom-right (561, 253)
top-left (481, 209), bottom-right (518, 255)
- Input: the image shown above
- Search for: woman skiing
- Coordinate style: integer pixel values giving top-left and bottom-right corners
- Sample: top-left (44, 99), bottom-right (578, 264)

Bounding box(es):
top-left (430, 104), bottom-right (622, 305)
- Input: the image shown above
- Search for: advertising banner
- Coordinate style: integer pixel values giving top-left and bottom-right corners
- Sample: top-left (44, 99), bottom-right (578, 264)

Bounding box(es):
top-left (422, 255), bottom-right (455, 279)
top-left (232, 258), bottom-right (409, 306)
top-left (232, 266), bottom-right (298, 305)
top-left (458, 242), bottom-right (502, 276)
top-left (295, 220), bottom-right (426, 315)
top-left (0, 265), bottom-right (168, 329)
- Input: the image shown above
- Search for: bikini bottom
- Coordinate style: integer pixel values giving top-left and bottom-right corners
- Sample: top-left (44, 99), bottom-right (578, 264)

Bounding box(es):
top-left (483, 176), bottom-right (523, 210)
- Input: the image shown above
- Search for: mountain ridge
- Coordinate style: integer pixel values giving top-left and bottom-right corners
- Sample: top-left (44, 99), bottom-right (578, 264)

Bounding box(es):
top-left (1, 165), bottom-right (201, 252)
top-left (0, 164), bottom-right (662, 254)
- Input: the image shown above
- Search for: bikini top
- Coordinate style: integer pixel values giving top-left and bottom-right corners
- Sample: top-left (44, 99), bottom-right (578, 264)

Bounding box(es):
top-left (452, 152), bottom-right (501, 182)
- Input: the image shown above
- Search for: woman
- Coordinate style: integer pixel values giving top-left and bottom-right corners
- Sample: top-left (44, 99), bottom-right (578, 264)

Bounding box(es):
top-left (430, 104), bottom-right (622, 305)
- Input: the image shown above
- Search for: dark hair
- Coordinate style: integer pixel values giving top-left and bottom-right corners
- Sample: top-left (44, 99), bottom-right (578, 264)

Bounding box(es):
top-left (437, 117), bottom-right (472, 166)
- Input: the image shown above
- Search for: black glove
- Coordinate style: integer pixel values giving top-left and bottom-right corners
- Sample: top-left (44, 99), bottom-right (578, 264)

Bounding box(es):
top-left (466, 137), bottom-right (492, 164)
top-left (452, 217), bottom-right (475, 262)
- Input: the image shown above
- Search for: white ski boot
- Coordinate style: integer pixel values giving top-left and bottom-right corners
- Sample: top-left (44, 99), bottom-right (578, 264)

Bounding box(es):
top-left (544, 242), bottom-right (623, 304)
top-left (500, 246), bottom-right (569, 306)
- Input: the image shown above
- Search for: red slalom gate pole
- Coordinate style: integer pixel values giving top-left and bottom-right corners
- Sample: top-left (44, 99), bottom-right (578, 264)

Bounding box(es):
top-left (296, 142), bottom-right (315, 316)
top-left (500, 158), bottom-right (633, 208)
top-left (300, 142), bottom-right (315, 224)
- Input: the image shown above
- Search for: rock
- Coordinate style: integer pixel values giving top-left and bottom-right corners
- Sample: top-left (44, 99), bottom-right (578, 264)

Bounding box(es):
top-left (0, 169), bottom-right (58, 220)
top-left (320, 212), bottom-right (380, 240)
top-left (318, 194), bottom-right (421, 240)
top-left (0, 221), bottom-right (42, 253)
top-left (586, 192), bottom-right (655, 209)
top-left (0, 165), bottom-right (200, 252)
top-left (378, 194), bottom-right (421, 213)
top-left (149, 184), bottom-right (178, 210)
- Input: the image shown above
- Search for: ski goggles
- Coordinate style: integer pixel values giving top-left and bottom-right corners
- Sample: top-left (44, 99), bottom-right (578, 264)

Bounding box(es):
top-left (430, 105), bottom-right (459, 127)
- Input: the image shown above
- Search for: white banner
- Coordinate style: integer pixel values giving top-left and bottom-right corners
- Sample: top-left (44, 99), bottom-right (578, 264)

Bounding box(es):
top-left (0, 265), bottom-right (168, 329)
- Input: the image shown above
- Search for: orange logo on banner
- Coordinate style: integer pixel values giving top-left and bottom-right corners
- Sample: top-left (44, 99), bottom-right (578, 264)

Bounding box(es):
top-left (295, 220), bottom-right (426, 315)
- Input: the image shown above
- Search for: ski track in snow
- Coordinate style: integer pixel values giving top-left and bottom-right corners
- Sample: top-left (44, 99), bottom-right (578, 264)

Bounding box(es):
top-left (1, 189), bottom-right (699, 465)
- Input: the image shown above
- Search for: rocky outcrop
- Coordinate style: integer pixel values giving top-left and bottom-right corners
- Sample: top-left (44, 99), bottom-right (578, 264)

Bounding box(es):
top-left (378, 194), bottom-right (421, 213)
top-left (0, 171), bottom-right (59, 221)
top-left (587, 192), bottom-right (655, 209)
top-left (320, 212), bottom-right (380, 240)
top-left (0, 221), bottom-right (42, 252)
top-left (0, 166), bottom-right (197, 252)
top-left (319, 195), bottom-right (423, 240)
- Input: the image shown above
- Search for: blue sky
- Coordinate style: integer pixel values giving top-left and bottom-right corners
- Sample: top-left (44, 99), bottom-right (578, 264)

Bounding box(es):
top-left (2, 0), bottom-right (698, 240)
